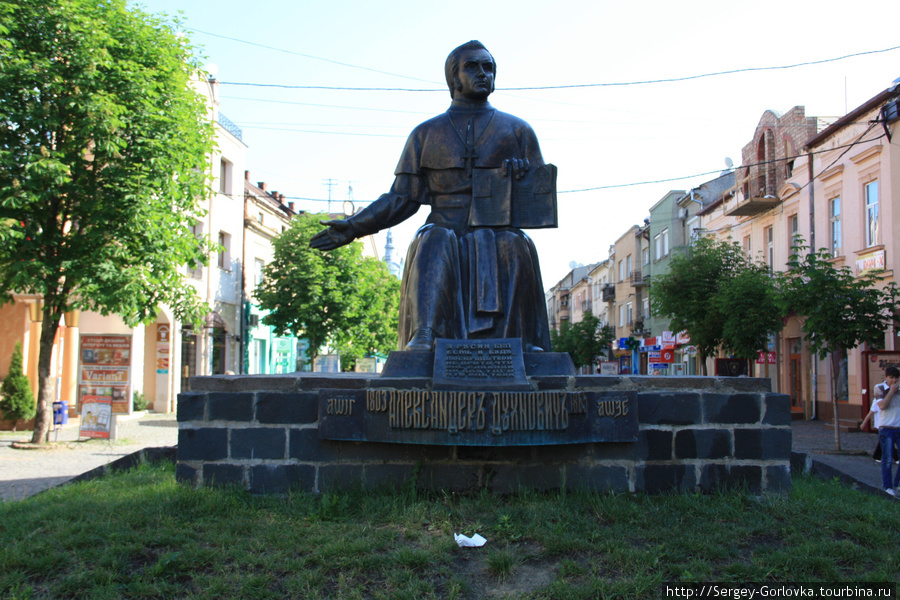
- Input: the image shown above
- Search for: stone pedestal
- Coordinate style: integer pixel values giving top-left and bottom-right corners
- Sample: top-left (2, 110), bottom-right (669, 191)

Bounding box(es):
top-left (176, 373), bottom-right (791, 495)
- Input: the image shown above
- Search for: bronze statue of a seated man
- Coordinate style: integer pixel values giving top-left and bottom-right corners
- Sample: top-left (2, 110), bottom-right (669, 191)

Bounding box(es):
top-left (311, 40), bottom-right (555, 353)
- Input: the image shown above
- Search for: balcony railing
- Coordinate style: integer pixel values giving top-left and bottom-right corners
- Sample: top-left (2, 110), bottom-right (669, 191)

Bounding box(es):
top-left (601, 284), bottom-right (615, 302)
top-left (218, 112), bottom-right (243, 141)
top-left (630, 271), bottom-right (649, 287)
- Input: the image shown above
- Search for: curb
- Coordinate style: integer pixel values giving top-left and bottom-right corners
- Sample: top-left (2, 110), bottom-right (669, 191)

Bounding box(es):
top-left (53, 446), bottom-right (177, 491)
top-left (791, 450), bottom-right (898, 500)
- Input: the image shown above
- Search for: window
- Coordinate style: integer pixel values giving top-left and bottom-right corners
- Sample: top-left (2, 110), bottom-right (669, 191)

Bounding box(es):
top-left (219, 158), bottom-right (232, 195)
top-left (625, 255), bottom-right (632, 277)
top-left (618, 304), bottom-right (625, 327)
top-left (743, 235), bottom-right (751, 255)
top-left (829, 197), bottom-right (841, 257)
top-left (654, 230), bottom-right (668, 260)
top-left (626, 302), bottom-right (633, 325)
top-left (642, 297), bottom-right (650, 319)
top-left (254, 258), bottom-right (265, 288)
top-left (618, 260), bottom-right (624, 282)
top-left (642, 247), bottom-right (650, 265)
top-left (788, 214), bottom-right (799, 253)
top-left (765, 226), bottom-right (774, 271)
top-left (187, 221), bottom-right (204, 279)
top-left (865, 181), bottom-right (879, 247)
top-left (217, 231), bottom-right (231, 270)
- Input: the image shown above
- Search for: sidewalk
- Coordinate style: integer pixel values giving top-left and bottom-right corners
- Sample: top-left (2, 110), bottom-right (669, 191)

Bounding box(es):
top-left (0, 412), bottom-right (177, 502)
top-left (791, 419), bottom-right (899, 498)
top-left (0, 413), bottom-right (896, 502)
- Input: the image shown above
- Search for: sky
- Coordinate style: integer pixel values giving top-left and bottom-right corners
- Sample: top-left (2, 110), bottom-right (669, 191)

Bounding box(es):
top-left (130, 0), bottom-right (900, 287)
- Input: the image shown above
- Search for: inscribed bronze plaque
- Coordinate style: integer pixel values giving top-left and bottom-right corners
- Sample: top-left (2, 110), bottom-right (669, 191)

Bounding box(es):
top-left (433, 338), bottom-right (529, 391)
top-left (317, 389), bottom-right (638, 446)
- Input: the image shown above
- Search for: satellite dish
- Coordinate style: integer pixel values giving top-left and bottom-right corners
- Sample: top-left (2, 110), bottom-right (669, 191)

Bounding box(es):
top-left (569, 261), bottom-right (578, 269)
top-left (724, 157), bottom-right (734, 169)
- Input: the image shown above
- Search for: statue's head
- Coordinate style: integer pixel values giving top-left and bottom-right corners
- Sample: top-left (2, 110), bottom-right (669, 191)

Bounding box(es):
top-left (445, 40), bottom-right (495, 100)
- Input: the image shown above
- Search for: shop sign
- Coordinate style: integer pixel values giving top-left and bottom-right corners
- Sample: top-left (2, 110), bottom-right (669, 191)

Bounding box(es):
top-left (79, 334), bottom-right (132, 414)
top-left (682, 345), bottom-right (698, 356)
top-left (756, 351), bottom-right (776, 365)
top-left (660, 331), bottom-right (676, 344)
top-left (856, 250), bottom-right (885, 276)
top-left (676, 331), bottom-right (691, 344)
top-left (649, 348), bottom-right (675, 363)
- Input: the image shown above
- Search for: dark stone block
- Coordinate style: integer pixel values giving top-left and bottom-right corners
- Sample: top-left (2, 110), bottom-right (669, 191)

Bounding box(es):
top-left (249, 464), bottom-right (315, 494)
top-left (256, 391), bottom-right (317, 424)
top-left (455, 445), bottom-right (534, 462)
top-left (380, 351), bottom-right (435, 378)
top-left (566, 465), bottom-right (629, 493)
top-left (698, 463), bottom-right (730, 493)
top-left (488, 464), bottom-right (563, 493)
top-left (716, 377), bottom-right (771, 393)
top-left (627, 376), bottom-right (717, 390)
top-left (190, 374), bottom-right (301, 393)
top-left (203, 464), bottom-right (246, 488)
top-left (763, 394), bottom-right (792, 426)
top-left (636, 464), bottom-right (696, 494)
top-left (290, 428), bottom-right (340, 462)
top-left (369, 377), bottom-right (432, 389)
top-left (177, 392), bottom-right (206, 422)
top-left (524, 352), bottom-right (575, 376)
top-left (417, 464), bottom-right (481, 493)
top-left (637, 392), bottom-right (701, 425)
top-left (336, 440), bottom-right (453, 462)
top-left (534, 376), bottom-right (570, 390)
top-left (231, 428), bottom-right (287, 459)
top-left (734, 428), bottom-right (791, 460)
top-left (363, 464), bottom-right (420, 490)
top-left (641, 429), bottom-right (673, 461)
top-left (675, 429), bottom-right (731, 460)
top-left (573, 375), bottom-right (623, 389)
top-left (207, 392), bottom-right (253, 422)
top-left (318, 465), bottom-right (366, 490)
top-left (536, 442), bottom-right (595, 462)
top-left (298, 373), bottom-right (371, 390)
top-left (766, 465), bottom-right (792, 492)
top-left (727, 465), bottom-right (763, 493)
top-left (703, 393), bottom-right (761, 424)
top-left (175, 463), bottom-right (199, 485)
top-left (178, 428), bottom-right (228, 461)
top-left (593, 441), bottom-right (642, 461)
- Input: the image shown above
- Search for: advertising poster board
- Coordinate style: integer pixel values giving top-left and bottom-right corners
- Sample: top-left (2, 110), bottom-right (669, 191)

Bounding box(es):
top-left (79, 334), bottom-right (132, 414)
top-left (79, 396), bottom-right (113, 439)
top-left (598, 361), bottom-right (618, 375)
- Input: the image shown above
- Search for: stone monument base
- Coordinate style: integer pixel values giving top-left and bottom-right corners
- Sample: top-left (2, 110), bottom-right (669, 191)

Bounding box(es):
top-left (176, 373), bottom-right (791, 495)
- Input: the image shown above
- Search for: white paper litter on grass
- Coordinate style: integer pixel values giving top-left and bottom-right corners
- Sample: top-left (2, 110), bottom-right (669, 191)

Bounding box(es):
top-left (454, 533), bottom-right (487, 547)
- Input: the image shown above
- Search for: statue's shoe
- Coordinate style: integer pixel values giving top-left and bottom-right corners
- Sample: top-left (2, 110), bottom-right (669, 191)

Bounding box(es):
top-left (405, 328), bottom-right (436, 352)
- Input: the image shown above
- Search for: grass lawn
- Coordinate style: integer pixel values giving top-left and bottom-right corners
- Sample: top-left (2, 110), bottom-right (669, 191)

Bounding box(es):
top-left (0, 462), bottom-right (897, 599)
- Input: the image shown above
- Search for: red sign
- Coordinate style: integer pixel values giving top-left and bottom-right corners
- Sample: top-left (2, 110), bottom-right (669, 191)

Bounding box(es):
top-left (649, 349), bottom-right (675, 363)
top-left (756, 351), bottom-right (776, 365)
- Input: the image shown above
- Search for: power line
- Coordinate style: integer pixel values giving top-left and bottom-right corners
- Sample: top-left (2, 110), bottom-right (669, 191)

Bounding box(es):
top-left (215, 44), bottom-right (900, 92)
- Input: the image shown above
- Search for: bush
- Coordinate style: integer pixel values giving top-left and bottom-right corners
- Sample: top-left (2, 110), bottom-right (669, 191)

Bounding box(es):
top-left (133, 390), bottom-right (150, 412)
top-left (0, 343), bottom-right (35, 430)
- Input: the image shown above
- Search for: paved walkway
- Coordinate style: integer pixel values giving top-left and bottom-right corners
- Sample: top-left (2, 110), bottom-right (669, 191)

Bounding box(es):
top-left (0, 413), bottom-right (896, 502)
top-left (0, 412), bottom-right (177, 502)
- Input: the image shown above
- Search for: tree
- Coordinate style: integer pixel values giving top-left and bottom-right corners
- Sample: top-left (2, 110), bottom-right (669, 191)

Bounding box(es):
top-left (651, 237), bottom-right (781, 375)
top-left (333, 256), bottom-right (401, 370)
top-left (550, 311), bottom-right (614, 370)
top-left (0, 1), bottom-right (215, 443)
top-left (0, 343), bottom-right (35, 431)
top-left (255, 213), bottom-right (400, 368)
top-left (779, 245), bottom-right (900, 450)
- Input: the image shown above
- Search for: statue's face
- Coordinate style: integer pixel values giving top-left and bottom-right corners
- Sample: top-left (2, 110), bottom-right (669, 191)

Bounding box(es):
top-left (455, 48), bottom-right (494, 101)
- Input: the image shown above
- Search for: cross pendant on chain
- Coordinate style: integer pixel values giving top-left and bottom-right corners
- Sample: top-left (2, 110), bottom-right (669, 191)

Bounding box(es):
top-left (462, 119), bottom-right (478, 178)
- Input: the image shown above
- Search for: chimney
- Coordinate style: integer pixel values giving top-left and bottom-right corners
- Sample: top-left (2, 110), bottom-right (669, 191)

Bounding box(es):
top-left (257, 181), bottom-right (267, 191)
top-left (288, 201), bottom-right (295, 212)
top-left (244, 170), bottom-right (250, 181)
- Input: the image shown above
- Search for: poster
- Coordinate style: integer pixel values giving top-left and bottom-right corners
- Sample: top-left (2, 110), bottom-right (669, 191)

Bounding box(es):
top-left (79, 396), bottom-right (112, 439)
top-left (79, 334), bottom-right (132, 414)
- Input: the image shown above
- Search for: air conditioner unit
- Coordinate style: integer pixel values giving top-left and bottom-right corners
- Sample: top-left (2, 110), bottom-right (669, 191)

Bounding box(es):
top-left (679, 207), bottom-right (689, 220)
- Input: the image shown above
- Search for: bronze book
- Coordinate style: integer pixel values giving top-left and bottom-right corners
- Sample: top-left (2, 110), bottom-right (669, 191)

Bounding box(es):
top-left (469, 163), bottom-right (558, 229)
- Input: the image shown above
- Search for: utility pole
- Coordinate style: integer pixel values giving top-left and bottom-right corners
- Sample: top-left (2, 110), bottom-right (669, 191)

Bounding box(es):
top-left (322, 178), bottom-right (337, 214)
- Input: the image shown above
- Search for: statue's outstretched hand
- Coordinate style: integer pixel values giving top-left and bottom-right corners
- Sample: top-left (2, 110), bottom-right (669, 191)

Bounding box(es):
top-left (503, 158), bottom-right (530, 180)
top-left (309, 219), bottom-right (355, 251)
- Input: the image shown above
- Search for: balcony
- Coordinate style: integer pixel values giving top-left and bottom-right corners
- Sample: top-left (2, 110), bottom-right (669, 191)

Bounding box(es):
top-left (630, 271), bottom-right (649, 287)
top-left (601, 284), bottom-right (615, 302)
top-left (631, 319), bottom-right (648, 336)
top-left (724, 176), bottom-right (780, 217)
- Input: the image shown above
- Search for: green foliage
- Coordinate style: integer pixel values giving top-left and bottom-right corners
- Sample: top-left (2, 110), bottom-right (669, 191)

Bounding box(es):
top-left (0, 0), bottom-right (216, 441)
top-left (651, 237), bottom-right (781, 366)
top-left (550, 311), bottom-right (613, 369)
top-left (132, 390), bottom-right (149, 412)
top-left (255, 213), bottom-right (400, 367)
top-left (0, 343), bottom-right (34, 428)
top-left (779, 244), bottom-right (900, 361)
